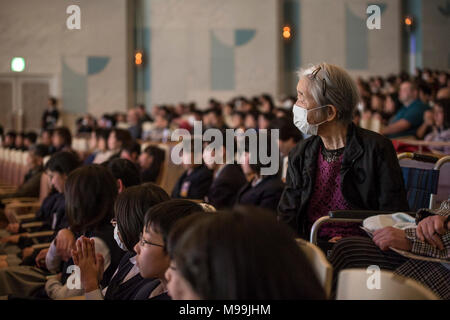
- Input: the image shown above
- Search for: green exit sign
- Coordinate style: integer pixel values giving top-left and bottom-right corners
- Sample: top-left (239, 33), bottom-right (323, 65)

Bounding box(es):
top-left (11, 57), bottom-right (26, 72)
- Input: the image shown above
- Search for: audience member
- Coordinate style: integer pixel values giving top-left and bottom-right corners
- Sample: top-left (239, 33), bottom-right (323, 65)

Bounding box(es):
top-left (202, 134), bottom-right (247, 209)
top-left (120, 141), bottom-right (141, 164)
top-left (42, 97), bottom-right (59, 130)
top-left (381, 81), bottom-right (430, 138)
top-left (171, 140), bottom-right (213, 200)
top-left (236, 131), bottom-right (284, 211)
top-left (72, 183), bottom-right (170, 300)
top-left (139, 146), bottom-right (165, 184)
top-left (166, 207), bottom-right (326, 300)
top-left (133, 199), bottom-right (206, 299)
top-left (278, 63), bottom-right (409, 248)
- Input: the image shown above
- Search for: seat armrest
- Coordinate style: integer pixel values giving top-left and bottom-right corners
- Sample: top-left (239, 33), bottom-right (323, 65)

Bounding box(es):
top-left (5, 201), bottom-right (40, 209)
top-left (32, 242), bottom-right (51, 250)
top-left (22, 221), bottom-right (44, 229)
top-left (2, 197), bottom-right (39, 204)
top-left (15, 213), bottom-right (37, 222)
top-left (28, 230), bottom-right (54, 238)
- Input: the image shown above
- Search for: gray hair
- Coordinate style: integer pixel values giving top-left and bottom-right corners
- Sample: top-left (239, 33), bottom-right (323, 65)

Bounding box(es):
top-left (297, 63), bottom-right (360, 124)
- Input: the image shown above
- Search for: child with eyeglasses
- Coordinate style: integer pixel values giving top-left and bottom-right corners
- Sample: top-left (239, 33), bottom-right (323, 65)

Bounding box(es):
top-left (72, 183), bottom-right (170, 300)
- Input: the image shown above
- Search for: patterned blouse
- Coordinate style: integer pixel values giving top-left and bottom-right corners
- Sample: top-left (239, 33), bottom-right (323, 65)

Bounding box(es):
top-left (306, 143), bottom-right (366, 240)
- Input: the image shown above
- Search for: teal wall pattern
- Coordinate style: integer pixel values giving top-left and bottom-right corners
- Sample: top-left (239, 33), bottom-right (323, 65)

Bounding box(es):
top-left (210, 29), bottom-right (256, 91)
top-left (346, 3), bottom-right (387, 70)
top-left (62, 56), bottom-right (110, 113)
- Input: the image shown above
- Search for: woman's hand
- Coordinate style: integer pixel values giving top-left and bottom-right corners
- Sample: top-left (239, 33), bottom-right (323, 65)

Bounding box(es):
top-left (373, 227), bottom-right (412, 251)
top-left (6, 223), bottom-right (20, 234)
top-left (71, 236), bottom-right (105, 293)
top-left (35, 248), bottom-right (49, 269)
top-left (55, 228), bottom-right (75, 262)
top-left (416, 215), bottom-right (446, 250)
top-left (22, 247), bottom-right (35, 259)
top-left (328, 236), bottom-right (343, 243)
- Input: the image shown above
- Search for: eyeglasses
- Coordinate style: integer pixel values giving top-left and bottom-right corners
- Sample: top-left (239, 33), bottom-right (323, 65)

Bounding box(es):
top-left (138, 232), bottom-right (164, 248)
top-left (308, 66), bottom-right (327, 97)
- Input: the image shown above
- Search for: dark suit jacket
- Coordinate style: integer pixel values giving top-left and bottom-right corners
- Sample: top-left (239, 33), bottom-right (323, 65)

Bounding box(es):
top-left (206, 164), bottom-right (247, 209)
top-left (235, 175), bottom-right (285, 212)
top-left (171, 165), bottom-right (213, 200)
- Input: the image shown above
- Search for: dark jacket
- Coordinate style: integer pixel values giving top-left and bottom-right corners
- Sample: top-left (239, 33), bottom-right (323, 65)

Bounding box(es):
top-left (141, 167), bottom-right (159, 184)
top-left (35, 191), bottom-right (68, 232)
top-left (236, 175), bottom-right (285, 212)
top-left (277, 123), bottom-right (409, 239)
top-left (104, 251), bottom-right (155, 300)
top-left (206, 164), bottom-right (247, 209)
top-left (171, 165), bottom-right (213, 200)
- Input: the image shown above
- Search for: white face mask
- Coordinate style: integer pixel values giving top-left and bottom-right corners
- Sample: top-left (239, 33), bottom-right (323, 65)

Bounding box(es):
top-left (114, 225), bottom-right (127, 251)
top-left (292, 104), bottom-right (329, 136)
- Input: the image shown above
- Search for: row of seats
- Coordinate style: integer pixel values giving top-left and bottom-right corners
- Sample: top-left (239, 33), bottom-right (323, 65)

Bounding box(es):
top-left (0, 148), bottom-right (29, 187)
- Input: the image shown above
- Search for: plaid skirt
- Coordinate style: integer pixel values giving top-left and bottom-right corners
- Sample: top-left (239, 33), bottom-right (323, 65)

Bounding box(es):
top-left (395, 260), bottom-right (450, 300)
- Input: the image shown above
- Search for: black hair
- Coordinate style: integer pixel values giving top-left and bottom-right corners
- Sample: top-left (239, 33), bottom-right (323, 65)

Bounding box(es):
top-left (104, 158), bottom-right (141, 188)
top-left (142, 145), bottom-right (166, 182)
top-left (65, 165), bottom-right (117, 234)
top-left (95, 128), bottom-right (111, 144)
top-left (245, 110), bottom-right (260, 122)
top-left (206, 108), bottom-right (222, 118)
top-left (274, 108), bottom-right (291, 119)
top-left (386, 92), bottom-right (402, 114)
top-left (168, 207), bottom-right (326, 300)
top-left (44, 151), bottom-right (80, 175)
top-left (270, 117), bottom-right (302, 143)
top-left (53, 127), bottom-right (72, 148)
top-left (418, 82), bottom-right (432, 97)
top-left (261, 93), bottom-right (275, 112)
top-left (121, 141), bottom-right (141, 157)
top-left (6, 130), bottom-right (17, 139)
top-left (435, 98), bottom-right (450, 129)
top-left (101, 114), bottom-right (117, 127)
top-left (111, 128), bottom-right (132, 148)
top-left (144, 199), bottom-right (204, 252)
top-left (25, 131), bottom-right (38, 144)
top-left (29, 144), bottom-right (50, 158)
top-left (42, 128), bottom-right (53, 136)
top-left (115, 183), bottom-right (170, 251)
top-left (49, 97), bottom-right (57, 107)
top-left (259, 112), bottom-right (276, 122)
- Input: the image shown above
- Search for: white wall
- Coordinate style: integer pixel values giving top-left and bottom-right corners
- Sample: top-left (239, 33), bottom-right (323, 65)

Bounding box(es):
top-left (139, 0), bottom-right (281, 108)
top-left (0, 0), bottom-right (132, 118)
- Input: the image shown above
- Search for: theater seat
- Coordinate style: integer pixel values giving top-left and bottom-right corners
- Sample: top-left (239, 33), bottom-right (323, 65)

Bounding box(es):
top-left (295, 238), bottom-right (332, 299)
top-left (336, 268), bottom-right (439, 300)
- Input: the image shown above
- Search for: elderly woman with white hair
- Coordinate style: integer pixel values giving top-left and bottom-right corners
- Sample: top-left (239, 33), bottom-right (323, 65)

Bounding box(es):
top-left (278, 63), bottom-right (409, 247)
